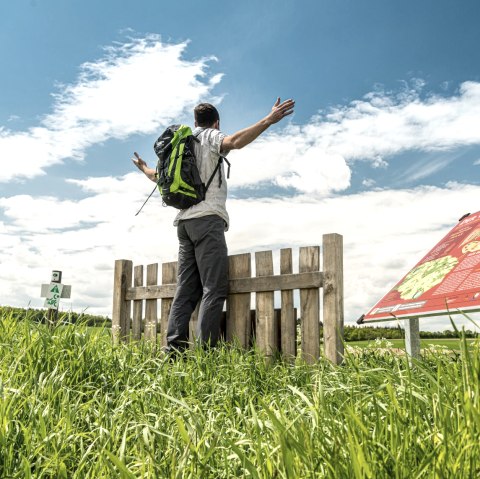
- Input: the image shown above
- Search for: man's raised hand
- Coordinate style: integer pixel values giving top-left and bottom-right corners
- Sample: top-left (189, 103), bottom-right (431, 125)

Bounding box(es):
top-left (132, 152), bottom-right (157, 182)
top-left (266, 97), bottom-right (295, 125)
top-left (132, 151), bottom-right (147, 172)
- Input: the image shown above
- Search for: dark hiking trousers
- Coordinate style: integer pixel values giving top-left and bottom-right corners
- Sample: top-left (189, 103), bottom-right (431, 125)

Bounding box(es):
top-left (166, 215), bottom-right (228, 352)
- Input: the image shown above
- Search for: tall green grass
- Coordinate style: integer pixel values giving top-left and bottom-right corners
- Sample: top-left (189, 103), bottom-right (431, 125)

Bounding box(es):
top-left (1, 311), bottom-right (479, 478)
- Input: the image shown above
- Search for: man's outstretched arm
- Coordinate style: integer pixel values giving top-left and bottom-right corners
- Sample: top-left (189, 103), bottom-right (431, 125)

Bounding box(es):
top-left (132, 152), bottom-right (157, 182)
top-left (221, 98), bottom-right (294, 151)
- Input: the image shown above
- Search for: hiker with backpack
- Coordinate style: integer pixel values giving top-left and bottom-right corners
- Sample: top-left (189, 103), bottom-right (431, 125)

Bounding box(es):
top-left (132, 97), bottom-right (295, 353)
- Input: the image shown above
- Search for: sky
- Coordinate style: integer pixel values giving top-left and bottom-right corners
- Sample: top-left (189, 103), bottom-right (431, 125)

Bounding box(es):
top-left (1, 0), bottom-right (480, 332)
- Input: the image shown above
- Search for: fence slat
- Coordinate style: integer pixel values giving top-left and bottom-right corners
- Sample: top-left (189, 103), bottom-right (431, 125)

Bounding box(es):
top-left (112, 259), bottom-right (132, 345)
top-left (323, 233), bottom-right (344, 365)
top-left (126, 284), bottom-right (177, 300)
top-left (144, 263), bottom-right (158, 344)
top-left (280, 248), bottom-right (296, 358)
top-left (189, 302), bottom-right (200, 348)
top-left (300, 246), bottom-right (320, 363)
top-left (226, 253), bottom-right (252, 347)
top-left (230, 271), bottom-right (322, 294)
top-left (255, 251), bottom-right (275, 356)
top-left (161, 261), bottom-right (177, 349)
top-left (132, 265), bottom-right (144, 341)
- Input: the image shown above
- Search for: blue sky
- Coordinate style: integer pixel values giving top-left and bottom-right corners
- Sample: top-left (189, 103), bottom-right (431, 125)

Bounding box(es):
top-left (1, 0), bottom-right (480, 330)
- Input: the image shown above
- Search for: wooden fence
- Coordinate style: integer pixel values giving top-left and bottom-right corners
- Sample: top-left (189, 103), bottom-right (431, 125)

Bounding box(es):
top-left (112, 233), bottom-right (344, 364)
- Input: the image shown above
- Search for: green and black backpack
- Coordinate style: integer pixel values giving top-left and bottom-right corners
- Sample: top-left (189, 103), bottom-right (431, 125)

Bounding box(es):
top-left (136, 124), bottom-right (230, 215)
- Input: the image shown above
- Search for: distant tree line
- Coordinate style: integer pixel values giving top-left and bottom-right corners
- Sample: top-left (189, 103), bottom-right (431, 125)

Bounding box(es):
top-left (337, 325), bottom-right (478, 341)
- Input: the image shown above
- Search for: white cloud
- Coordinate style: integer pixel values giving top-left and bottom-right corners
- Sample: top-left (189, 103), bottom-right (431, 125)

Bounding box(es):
top-left (225, 81), bottom-right (480, 195)
top-left (0, 178), bottom-right (180, 312)
top-left (474, 159), bottom-right (480, 166)
top-left (1, 175), bottom-right (480, 333)
top-left (396, 157), bottom-right (454, 183)
top-left (225, 131), bottom-right (351, 195)
top-left (0, 35), bottom-right (221, 182)
top-left (320, 82), bottom-right (480, 157)
top-left (371, 156), bottom-right (388, 168)
top-left (362, 178), bottom-right (376, 187)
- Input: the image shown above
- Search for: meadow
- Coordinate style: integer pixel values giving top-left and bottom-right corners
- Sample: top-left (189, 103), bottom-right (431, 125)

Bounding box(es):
top-left (1, 312), bottom-right (479, 478)
top-left (348, 338), bottom-right (477, 351)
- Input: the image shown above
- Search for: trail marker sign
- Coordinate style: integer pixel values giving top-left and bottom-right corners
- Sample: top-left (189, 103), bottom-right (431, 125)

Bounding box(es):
top-left (40, 271), bottom-right (71, 320)
top-left (44, 283), bottom-right (64, 309)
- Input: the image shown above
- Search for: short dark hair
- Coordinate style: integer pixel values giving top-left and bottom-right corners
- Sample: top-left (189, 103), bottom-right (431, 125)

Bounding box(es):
top-left (194, 103), bottom-right (220, 127)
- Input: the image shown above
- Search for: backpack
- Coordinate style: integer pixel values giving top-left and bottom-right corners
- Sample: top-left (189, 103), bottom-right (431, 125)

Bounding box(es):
top-left (135, 124), bottom-right (230, 215)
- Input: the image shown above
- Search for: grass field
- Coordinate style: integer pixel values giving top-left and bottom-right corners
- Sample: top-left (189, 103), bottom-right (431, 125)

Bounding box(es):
top-left (1, 313), bottom-right (479, 478)
top-left (346, 338), bottom-right (477, 351)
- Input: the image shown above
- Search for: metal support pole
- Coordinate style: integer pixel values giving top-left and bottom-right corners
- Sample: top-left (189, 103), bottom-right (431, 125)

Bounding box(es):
top-left (405, 317), bottom-right (421, 361)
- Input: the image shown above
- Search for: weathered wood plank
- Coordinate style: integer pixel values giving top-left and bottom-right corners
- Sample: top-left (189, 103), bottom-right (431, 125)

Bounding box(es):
top-left (160, 261), bottom-right (177, 349)
top-left (125, 271), bottom-right (322, 300)
top-left (132, 265), bottom-right (144, 341)
top-left (231, 271), bottom-right (322, 293)
top-left (300, 246), bottom-right (320, 364)
top-left (226, 253), bottom-right (252, 347)
top-left (189, 302), bottom-right (200, 348)
top-left (144, 263), bottom-right (158, 344)
top-left (255, 250), bottom-right (275, 356)
top-left (112, 259), bottom-right (132, 345)
top-left (126, 284), bottom-right (177, 300)
top-left (323, 234), bottom-right (344, 365)
top-left (280, 248), bottom-right (296, 358)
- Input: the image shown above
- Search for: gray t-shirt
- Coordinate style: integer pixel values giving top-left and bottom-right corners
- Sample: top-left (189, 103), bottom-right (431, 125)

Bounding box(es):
top-left (173, 127), bottom-right (230, 230)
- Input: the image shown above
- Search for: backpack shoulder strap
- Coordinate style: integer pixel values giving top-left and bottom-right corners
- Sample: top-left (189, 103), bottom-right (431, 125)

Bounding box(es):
top-left (205, 156), bottom-right (231, 191)
top-left (194, 128), bottom-right (231, 192)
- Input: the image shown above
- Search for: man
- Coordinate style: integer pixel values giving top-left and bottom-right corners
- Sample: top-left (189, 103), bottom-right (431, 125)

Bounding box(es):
top-left (133, 97), bottom-right (295, 352)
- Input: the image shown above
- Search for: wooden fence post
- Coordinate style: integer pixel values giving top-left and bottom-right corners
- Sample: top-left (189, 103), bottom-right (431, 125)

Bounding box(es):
top-left (144, 263), bottom-right (158, 344)
top-left (161, 261), bottom-right (177, 349)
top-left (226, 253), bottom-right (252, 348)
top-left (189, 302), bottom-right (200, 348)
top-left (280, 248), bottom-right (296, 359)
top-left (300, 246), bottom-right (321, 363)
top-left (132, 265), bottom-right (143, 341)
top-left (255, 250), bottom-right (276, 356)
top-left (323, 233), bottom-right (344, 365)
top-left (112, 259), bottom-right (133, 345)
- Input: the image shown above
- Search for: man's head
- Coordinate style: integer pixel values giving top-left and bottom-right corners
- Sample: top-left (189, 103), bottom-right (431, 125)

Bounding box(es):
top-left (194, 103), bottom-right (220, 129)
